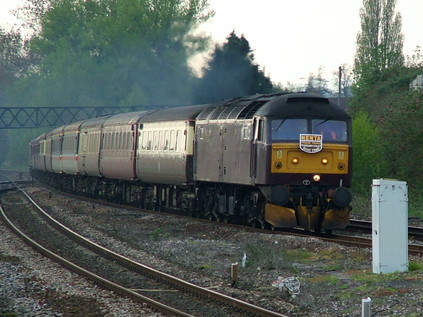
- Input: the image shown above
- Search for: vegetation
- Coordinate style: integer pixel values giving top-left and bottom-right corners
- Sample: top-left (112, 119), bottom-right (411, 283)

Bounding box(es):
top-left (353, 0), bottom-right (404, 105)
top-left (350, 0), bottom-right (423, 218)
top-left (194, 31), bottom-right (274, 103)
top-left (243, 239), bottom-right (312, 271)
top-left (9, 0), bottom-right (214, 107)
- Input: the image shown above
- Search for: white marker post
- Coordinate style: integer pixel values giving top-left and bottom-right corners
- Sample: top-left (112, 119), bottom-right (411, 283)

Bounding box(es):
top-left (362, 297), bottom-right (371, 317)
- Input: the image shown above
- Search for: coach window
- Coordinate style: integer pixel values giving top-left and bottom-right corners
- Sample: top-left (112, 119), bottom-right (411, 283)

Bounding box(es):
top-left (169, 130), bottom-right (175, 151)
top-left (146, 131), bottom-right (151, 150)
top-left (107, 133), bottom-right (111, 150)
top-left (163, 130), bottom-right (169, 150)
top-left (123, 132), bottom-right (128, 149)
top-left (175, 131), bottom-right (180, 152)
top-left (153, 131), bottom-right (159, 151)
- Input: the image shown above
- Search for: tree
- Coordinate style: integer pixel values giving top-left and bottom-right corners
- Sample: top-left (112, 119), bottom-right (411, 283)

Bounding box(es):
top-left (0, 27), bottom-right (27, 105)
top-left (9, 0), bottom-right (213, 107)
top-left (194, 31), bottom-right (273, 103)
top-left (304, 66), bottom-right (330, 96)
top-left (353, 0), bottom-right (404, 97)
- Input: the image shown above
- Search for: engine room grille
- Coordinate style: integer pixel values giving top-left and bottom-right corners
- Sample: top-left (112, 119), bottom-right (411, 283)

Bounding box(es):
top-left (197, 97), bottom-right (272, 121)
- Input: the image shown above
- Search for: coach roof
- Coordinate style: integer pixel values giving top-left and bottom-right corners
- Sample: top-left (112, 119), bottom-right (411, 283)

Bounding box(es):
top-left (140, 104), bottom-right (208, 123)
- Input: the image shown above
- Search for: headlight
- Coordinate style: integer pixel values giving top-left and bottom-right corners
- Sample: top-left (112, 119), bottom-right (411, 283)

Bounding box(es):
top-left (313, 174), bottom-right (321, 182)
top-left (292, 158), bottom-right (299, 165)
top-left (321, 158), bottom-right (328, 165)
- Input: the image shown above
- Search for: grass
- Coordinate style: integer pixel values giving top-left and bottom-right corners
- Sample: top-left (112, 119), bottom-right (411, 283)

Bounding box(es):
top-left (409, 261), bottom-right (423, 272)
top-left (0, 254), bottom-right (21, 264)
top-left (351, 189), bottom-right (423, 219)
top-left (307, 275), bottom-right (341, 285)
top-left (151, 227), bottom-right (171, 240)
top-left (242, 239), bottom-right (313, 271)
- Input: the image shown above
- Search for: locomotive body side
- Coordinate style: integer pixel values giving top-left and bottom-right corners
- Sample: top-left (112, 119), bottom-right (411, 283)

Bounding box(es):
top-left (194, 119), bottom-right (253, 185)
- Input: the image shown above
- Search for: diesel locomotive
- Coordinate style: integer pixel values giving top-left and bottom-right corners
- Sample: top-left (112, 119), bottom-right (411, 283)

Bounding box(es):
top-left (29, 92), bottom-right (352, 232)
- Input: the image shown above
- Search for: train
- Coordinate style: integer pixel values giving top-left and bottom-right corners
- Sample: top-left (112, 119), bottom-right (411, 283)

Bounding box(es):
top-left (29, 92), bottom-right (352, 232)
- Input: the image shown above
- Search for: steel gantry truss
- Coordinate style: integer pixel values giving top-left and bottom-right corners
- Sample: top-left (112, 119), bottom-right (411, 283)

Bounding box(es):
top-left (0, 106), bottom-right (156, 129)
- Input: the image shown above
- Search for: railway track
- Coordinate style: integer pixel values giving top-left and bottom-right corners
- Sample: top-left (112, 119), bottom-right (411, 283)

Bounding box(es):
top-left (0, 183), bottom-right (288, 317)
top-left (348, 219), bottom-right (423, 242)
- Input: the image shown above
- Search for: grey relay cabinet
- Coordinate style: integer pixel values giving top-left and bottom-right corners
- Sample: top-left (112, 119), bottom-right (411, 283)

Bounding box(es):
top-left (372, 179), bottom-right (408, 274)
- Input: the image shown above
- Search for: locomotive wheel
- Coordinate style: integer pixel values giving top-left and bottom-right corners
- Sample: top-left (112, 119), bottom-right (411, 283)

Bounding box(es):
top-left (257, 203), bottom-right (267, 229)
top-left (248, 203), bottom-right (267, 229)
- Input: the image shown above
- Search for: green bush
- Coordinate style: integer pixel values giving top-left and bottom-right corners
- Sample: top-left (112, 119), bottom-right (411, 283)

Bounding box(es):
top-left (351, 111), bottom-right (388, 195)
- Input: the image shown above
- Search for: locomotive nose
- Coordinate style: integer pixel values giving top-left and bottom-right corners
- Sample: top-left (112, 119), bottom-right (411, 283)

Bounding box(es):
top-left (332, 187), bottom-right (352, 208)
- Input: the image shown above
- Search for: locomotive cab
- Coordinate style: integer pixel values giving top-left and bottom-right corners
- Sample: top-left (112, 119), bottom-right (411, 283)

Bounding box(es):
top-left (252, 95), bottom-right (352, 232)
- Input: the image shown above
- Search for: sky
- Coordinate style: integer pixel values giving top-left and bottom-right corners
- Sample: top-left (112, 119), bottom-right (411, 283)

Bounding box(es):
top-left (1, 0), bottom-right (422, 88)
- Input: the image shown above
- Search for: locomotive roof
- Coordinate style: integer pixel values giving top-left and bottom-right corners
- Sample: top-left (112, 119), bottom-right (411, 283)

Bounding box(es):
top-left (196, 93), bottom-right (350, 121)
top-left (255, 93), bottom-right (350, 119)
top-left (140, 104), bottom-right (208, 123)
